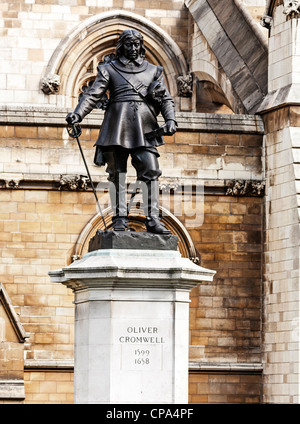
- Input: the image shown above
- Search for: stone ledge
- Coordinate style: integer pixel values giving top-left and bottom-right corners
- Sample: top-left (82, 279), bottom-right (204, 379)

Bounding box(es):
top-left (24, 359), bottom-right (74, 371)
top-left (189, 362), bottom-right (263, 373)
top-left (0, 380), bottom-right (25, 400)
top-left (257, 84), bottom-right (300, 114)
top-left (23, 360), bottom-right (263, 373)
top-left (0, 105), bottom-right (264, 134)
top-left (49, 249), bottom-right (216, 291)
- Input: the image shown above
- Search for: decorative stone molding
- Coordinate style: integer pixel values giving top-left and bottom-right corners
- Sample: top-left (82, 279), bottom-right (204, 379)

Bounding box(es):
top-left (24, 359), bottom-right (74, 370)
top-left (283, 0), bottom-right (300, 16)
top-left (58, 175), bottom-right (89, 191)
top-left (0, 380), bottom-right (26, 400)
top-left (159, 182), bottom-right (179, 193)
top-left (40, 73), bottom-right (61, 95)
top-left (189, 362), bottom-right (263, 372)
top-left (260, 14), bottom-right (273, 29)
top-left (2, 179), bottom-right (20, 189)
top-left (226, 180), bottom-right (265, 197)
top-left (0, 176), bottom-right (22, 189)
top-left (0, 106), bottom-right (265, 134)
top-left (177, 74), bottom-right (193, 97)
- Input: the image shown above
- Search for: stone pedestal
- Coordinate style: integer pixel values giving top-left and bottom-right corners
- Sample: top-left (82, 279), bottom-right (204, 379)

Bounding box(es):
top-left (49, 236), bottom-right (215, 404)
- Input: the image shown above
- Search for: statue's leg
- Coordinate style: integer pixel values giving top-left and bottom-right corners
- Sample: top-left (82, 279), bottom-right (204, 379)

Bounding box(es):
top-left (131, 148), bottom-right (171, 234)
top-left (103, 148), bottom-right (129, 231)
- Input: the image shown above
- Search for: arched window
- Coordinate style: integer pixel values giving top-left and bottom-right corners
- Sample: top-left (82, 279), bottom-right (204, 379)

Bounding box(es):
top-left (42, 10), bottom-right (188, 109)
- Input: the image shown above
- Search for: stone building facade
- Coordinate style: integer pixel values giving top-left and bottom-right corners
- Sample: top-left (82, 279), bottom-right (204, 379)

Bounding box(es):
top-left (0, 0), bottom-right (299, 404)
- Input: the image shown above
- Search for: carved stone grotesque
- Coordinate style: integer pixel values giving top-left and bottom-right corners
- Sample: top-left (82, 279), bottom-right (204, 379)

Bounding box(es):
top-left (159, 181), bottom-right (179, 193)
top-left (177, 74), bottom-right (193, 97)
top-left (283, 0), bottom-right (300, 16)
top-left (226, 180), bottom-right (265, 197)
top-left (41, 73), bottom-right (61, 94)
top-left (59, 175), bottom-right (89, 191)
top-left (1, 179), bottom-right (20, 189)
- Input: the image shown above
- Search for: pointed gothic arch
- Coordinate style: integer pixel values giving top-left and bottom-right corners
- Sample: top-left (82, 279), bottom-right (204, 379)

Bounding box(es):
top-left (43, 10), bottom-right (188, 108)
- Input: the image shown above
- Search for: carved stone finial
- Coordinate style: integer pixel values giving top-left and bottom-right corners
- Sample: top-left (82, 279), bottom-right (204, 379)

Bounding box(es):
top-left (283, 0), bottom-right (300, 16)
top-left (41, 73), bottom-right (61, 94)
top-left (260, 14), bottom-right (273, 29)
top-left (177, 74), bottom-right (193, 97)
top-left (59, 175), bottom-right (89, 191)
top-left (226, 180), bottom-right (265, 197)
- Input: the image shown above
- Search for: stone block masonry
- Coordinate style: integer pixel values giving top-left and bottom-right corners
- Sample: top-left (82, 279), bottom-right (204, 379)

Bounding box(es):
top-left (189, 370), bottom-right (262, 404)
top-left (261, 104), bottom-right (300, 404)
top-left (188, 195), bottom-right (263, 365)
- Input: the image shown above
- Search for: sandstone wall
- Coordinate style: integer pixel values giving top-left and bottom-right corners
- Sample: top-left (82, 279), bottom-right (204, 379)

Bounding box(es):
top-left (0, 109), bottom-right (264, 403)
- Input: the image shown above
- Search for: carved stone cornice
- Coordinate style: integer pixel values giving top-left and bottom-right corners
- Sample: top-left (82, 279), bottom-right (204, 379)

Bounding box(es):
top-left (0, 106), bottom-right (264, 134)
top-left (0, 176), bottom-right (266, 198)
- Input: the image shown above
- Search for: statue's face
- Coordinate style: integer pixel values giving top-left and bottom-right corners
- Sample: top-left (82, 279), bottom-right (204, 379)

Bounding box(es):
top-left (123, 37), bottom-right (141, 60)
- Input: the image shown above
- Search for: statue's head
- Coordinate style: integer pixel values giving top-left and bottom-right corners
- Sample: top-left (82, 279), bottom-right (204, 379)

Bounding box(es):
top-left (116, 29), bottom-right (146, 61)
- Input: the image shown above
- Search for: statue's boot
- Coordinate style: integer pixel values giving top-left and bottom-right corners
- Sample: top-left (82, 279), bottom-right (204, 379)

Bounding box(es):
top-left (109, 177), bottom-right (128, 231)
top-left (143, 180), bottom-right (171, 235)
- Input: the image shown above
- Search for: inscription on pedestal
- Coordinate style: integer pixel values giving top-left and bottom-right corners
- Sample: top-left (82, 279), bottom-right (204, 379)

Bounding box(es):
top-left (116, 324), bottom-right (169, 371)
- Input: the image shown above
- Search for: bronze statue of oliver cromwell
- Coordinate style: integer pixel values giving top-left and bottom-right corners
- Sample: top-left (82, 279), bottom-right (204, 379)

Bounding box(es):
top-left (66, 29), bottom-right (177, 233)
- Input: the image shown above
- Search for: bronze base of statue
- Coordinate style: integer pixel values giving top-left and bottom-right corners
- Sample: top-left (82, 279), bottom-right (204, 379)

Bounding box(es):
top-left (88, 230), bottom-right (178, 252)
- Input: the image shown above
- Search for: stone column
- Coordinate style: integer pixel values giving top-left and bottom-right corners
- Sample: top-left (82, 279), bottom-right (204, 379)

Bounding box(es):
top-left (259, 1), bottom-right (300, 404)
top-left (49, 243), bottom-right (215, 404)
